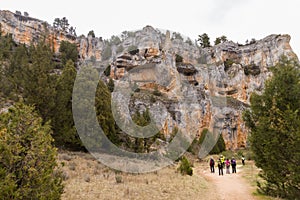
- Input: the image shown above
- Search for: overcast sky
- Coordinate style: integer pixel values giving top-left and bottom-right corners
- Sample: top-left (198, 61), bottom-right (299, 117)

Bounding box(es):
top-left (1, 0), bottom-right (299, 56)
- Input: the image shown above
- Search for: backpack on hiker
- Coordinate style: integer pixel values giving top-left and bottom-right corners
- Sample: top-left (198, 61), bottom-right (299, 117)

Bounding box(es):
top-left (231, 158), bottom-right (236, 166)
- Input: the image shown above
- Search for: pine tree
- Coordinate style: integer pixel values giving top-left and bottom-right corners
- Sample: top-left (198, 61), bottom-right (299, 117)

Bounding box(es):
top-left (22, 41), bottom-right (57, 122)
top-left (73, 65), bottom-right (120, 150)
top-left (214, 37), bottom-right (222, 45)
top-left (197, 33), bottom-right (211, 48)
top-left (95, 79), bottom-right (119, 144)
top-left (209, 133), bottom-right (226, 154)
top-left (0, 103), bottom-right (63, 199)
top-left (129, 108), bottom-right (157, 153)
top-left (0, 33), bottom-right (19, 97)
top-left (87, 30), bottom-right (95, 38)
top-left (53, 60), bottom-right (81, 148)
top-left (214, 35), bottom-right (228, 45)
top-left (8, 44), bottom-right (29, 95)
top-left (131, 110), bottom-right (148, 152)
top-left (243, 57), bottom-right (300, 199)
top-left (59, 41), bottom-right (78, 66)
top-left (0, 33), bottom-right (15, 60)
top-left (197, 129), bottom-right (226, 155)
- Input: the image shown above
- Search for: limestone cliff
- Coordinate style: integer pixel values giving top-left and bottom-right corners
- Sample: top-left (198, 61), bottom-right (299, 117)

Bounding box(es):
top-left (0, 10), bottom-right (103, 61)
top-left (1, 10), bottom-right (298, 150)
top-left (106, 26), bottom-right (298, 150)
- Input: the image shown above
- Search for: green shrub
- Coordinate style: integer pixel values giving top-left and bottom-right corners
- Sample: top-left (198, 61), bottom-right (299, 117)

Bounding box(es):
top-left (178, 156), bottom-right (193, 176)
top-left (0, 103), bottom-right (63, 199)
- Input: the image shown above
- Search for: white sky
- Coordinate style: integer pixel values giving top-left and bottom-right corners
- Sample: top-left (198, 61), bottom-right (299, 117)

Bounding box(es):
top-left (1, 0), bottom-right (299, 57)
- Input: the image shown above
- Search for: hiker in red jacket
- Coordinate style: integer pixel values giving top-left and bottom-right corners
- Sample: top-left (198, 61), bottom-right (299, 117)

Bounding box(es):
top-left (225, 158), bottom-right (231, 174)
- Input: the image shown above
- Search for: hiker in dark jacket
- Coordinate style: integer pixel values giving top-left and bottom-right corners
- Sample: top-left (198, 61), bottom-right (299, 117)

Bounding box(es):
top-left (209, 157), bottom-right (215, 173)
top-left (217, 159), bottom-right (223, 176)
top-left (231, 157), bottom-right (237, 173)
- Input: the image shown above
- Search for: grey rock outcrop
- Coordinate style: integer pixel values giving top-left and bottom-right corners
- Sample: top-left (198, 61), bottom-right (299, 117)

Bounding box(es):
top-left (108, 27), bottom-right (298, 150)
top-left (1, 9), bottom-right (298, 150)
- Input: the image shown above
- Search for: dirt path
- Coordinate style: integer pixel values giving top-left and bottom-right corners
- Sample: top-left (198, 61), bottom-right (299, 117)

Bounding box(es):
top-left (195, 163), bottom-right (258, 200)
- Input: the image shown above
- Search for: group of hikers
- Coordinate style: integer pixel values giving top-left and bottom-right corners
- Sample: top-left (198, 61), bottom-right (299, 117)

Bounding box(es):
top-left (209, 155), bottom-right (245, 176)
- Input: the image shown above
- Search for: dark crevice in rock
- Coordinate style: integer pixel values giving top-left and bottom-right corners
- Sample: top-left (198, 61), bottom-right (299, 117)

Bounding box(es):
top-left (244, 63), bottom-right (261, 76)
top-left (118, 55), bottom-right (132, 60)
top-left (129, 48), bottom-right (139, 55)
top-left (176, 63), bottom-right (197, 76)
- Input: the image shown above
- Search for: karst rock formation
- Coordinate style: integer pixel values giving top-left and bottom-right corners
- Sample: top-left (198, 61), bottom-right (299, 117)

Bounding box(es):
top-left (1, 10), bottom-right (298, 150)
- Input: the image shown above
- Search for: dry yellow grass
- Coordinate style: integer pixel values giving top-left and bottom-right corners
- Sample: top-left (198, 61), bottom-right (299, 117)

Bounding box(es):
top-left (58, 151), bottom-right (217, 200)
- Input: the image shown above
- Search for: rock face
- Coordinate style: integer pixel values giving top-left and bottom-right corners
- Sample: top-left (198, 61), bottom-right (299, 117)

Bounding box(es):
top-left (1, 10), bottom-right (298, 150)
top-left (107, 26), bottom-right (298, 150)
top-left (0, 10), bottom-right (103, 61)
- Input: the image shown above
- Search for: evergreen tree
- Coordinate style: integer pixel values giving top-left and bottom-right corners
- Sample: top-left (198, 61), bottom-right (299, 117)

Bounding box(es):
top-left (0, 33), bottom-right (19, 97)
top-left (53, 18), bottom-right (61, 29)
top-left (197, 129), bottom-right (226, 155)
top-left (87, 30), bottom-right (95, 38)
top-left (209, 133), bottom-right (226, 154)
top-left (129, 108), bottom-right (159, 153)
top-left (214, 35), bottom-right (228, 45)
top-left (1, 38), bottom-right (58, 123)
top-left (214, 37), bottom-right (222, 45)
top-left (53, 60), bottom-right (81, 148)
top-left (53, 17), bottom-right (70, 32)
top-left (7, 44), bottom-right (29, 95)
top-left (0, 103), bottom-right (63, 199)
top-left (72, 66), bottom-right (100, 150)
top-left (243, 57), bottom-right (300, 199)
top-left (66, 65), bottom-right (119, 150)
top-left (109, 35), bottom-right (121, 45)
top-left (95, 77), bottom-right (119, 145)
top-left (22, 41), bottom-right (57, 122)
top-left (197, 33), bottom-right (211, 48)
top-left (59, 41), bottom-right (78, 66)
top-left (60, 17), bottom-right (69, 32)
top-left (220, 35), bottom-right (228, 43)
top-left (0, 33), bottom-right (15, 61)
top-left (131, 110), bottom-right (149, 152)
top-left (171, 32), bottom-right (183, 40)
